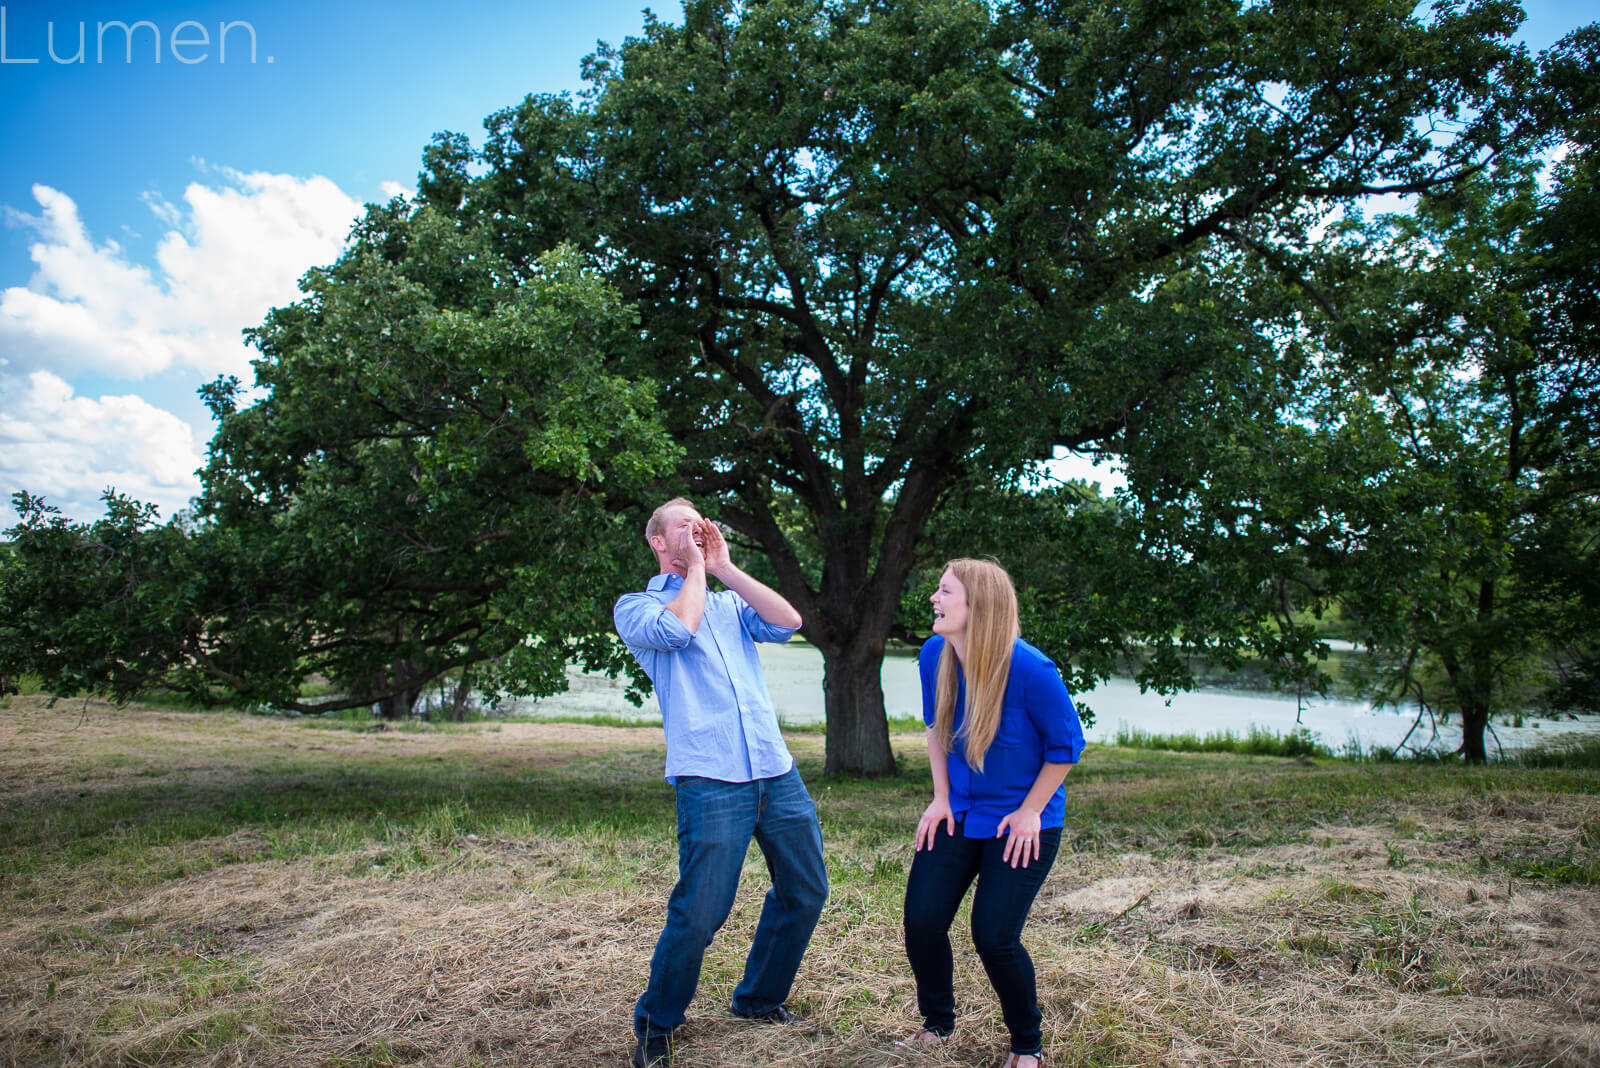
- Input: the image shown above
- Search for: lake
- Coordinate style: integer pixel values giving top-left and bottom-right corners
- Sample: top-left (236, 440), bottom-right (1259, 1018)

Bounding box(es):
top-left (503, 641), bottom-right (1600, 758)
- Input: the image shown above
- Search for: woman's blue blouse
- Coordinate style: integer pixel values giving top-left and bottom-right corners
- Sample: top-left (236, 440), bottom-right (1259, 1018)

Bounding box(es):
top-left (919, 635), bottom-right (1086, 836)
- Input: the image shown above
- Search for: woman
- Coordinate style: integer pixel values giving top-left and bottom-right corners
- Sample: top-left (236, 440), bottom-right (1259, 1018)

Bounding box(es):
top-left (899, 558), bottom-right (1086, 1068)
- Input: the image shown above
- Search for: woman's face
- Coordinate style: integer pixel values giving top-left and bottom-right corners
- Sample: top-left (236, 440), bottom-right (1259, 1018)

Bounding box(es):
top-left (930, 568), bottom-right (969, 638)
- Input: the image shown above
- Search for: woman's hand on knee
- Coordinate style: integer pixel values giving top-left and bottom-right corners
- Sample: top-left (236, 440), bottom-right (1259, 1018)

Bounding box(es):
top-left (997, 807), bottom-right (1044, 868)
top-left (914, 798), bottom-right (955, 851)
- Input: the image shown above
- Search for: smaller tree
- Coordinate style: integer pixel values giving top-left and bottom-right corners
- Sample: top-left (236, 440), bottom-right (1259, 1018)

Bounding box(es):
top-left (0, 492), bottom-right (211, 703)
top-left (1, 204), bottom-right (680, 716)
top-left (193, 207), bottom-right (680, 716)
top-left (1113, 156), bottom-right (1599, 761)
top-left (1324, 177), bottom-right (1596, 757)
top-left (1079, 25), bottom-right (1600, 761)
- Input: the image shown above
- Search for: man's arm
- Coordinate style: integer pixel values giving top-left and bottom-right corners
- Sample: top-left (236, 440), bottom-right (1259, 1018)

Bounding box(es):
top-left (700, 520), bottom-right (802, 629)
top-left (664, 524), bottom-right (708, 633)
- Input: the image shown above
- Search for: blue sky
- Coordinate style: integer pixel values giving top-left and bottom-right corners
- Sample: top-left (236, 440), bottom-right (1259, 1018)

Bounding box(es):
top-left (1, 1), bottom-right (1594, 526)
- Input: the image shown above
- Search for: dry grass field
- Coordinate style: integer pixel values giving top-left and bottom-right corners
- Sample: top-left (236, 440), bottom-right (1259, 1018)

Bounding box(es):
top-left (1, 695), bottom-right (1597, 1066)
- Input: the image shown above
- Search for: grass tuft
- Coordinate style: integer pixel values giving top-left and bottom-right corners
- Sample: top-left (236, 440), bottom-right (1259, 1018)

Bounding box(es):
top-left (1509, 732), bottom-right (1600, 769)
top-left (1111, 722), bottom-right (1334, 758)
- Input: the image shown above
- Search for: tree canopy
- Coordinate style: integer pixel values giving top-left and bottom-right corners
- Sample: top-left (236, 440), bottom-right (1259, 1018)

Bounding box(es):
top-left (1109, 26), bottom-right (1600, 760)
top-left (419, 0), bottom-right (1550, 772)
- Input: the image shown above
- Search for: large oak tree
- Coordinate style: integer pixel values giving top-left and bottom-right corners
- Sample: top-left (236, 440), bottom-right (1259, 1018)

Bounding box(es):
top-left (421, 0), bottom-right (1541, 772)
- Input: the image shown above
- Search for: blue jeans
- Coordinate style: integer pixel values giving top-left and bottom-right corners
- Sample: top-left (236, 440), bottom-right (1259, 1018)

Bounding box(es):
top-left (634, 767), bottom-right (828, 1041)
top-left (903, 821), bottom-right (1061, 1057)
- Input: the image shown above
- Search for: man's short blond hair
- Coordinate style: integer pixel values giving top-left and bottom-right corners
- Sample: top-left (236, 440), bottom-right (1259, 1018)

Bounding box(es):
top-left (645, 497), bottom-right (697, 543)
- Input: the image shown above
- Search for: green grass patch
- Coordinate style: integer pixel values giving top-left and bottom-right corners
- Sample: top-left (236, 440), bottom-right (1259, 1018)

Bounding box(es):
top-left (495, 712), bottom-right (660, 728)
top-left (1509, 733), bottom-right (1600, 769)
top-left (120, 1006), bottom-right (274, 1059)
top-left (0, 734), bottom-right (680, 911)
top-left (1505, 853), bottom-right (1600, 885)
top-left (5, 720), bottom-right (1593, 910)
top-left (1111, 723), bottom-right (1334, 759)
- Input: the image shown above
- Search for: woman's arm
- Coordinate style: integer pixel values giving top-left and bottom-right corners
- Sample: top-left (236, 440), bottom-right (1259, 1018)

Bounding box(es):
top-left (996, 761), bottom-right (1071, 868)
top-left (914, 730), bottom-right (956, 852)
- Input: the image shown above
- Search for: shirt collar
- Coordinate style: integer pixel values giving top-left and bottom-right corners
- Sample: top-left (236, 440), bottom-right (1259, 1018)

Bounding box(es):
top-left (647, 572), bottom-right (683, 593)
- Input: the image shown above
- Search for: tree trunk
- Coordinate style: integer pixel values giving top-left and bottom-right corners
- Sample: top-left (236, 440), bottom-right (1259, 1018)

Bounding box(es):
top-left (1457, 580), bottom-right (1498, 764)
top-left (374, 689), bottom-right (414, 720)
top-left (372, 660), bottom-right (418, 720)
top-left (1439, 611), bottom-right (1494, 765)
top-left (818, 642), bottom-right (896, 777)
top-left (1459, 705), bottom-right (1490, 764)
top-left (446, 671), bottom-right (474, 722)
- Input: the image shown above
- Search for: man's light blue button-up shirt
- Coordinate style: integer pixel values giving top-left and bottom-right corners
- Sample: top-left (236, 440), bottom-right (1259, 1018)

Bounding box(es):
top-left (614, 572), bottom-right (799, 784)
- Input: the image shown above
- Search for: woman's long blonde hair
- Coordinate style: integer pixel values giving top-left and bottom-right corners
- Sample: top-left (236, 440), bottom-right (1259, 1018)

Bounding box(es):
top-left (933, 558), bottom-right (1020, 772)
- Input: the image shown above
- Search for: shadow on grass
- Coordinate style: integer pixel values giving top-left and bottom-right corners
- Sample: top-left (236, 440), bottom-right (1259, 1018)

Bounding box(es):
top-left (0, 750), bottom-right (680, 881)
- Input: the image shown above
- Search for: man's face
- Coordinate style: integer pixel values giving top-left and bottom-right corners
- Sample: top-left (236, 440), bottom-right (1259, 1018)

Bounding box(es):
top-left (656, 505), bottom-right (705, 554)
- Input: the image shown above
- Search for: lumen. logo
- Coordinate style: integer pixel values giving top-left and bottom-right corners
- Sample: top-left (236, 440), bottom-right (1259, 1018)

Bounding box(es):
top-left (0, 7), bottom-right (272, 65)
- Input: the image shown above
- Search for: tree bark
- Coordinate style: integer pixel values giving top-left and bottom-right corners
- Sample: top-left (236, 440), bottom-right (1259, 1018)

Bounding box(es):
top-left (375, 689), bottom-right (414, 720)
top-left (372, 659), bottom-right (418, 720)
top-left (724, 475), bottom-right (937, 777)
top-left (817, 640), bottom-right (896, 777)
top-left (1459, 704), bottom-right (1490, 764)
top-left (1458, 579), bottom-right (1499, 764)
top-left (446, 670), bottom-right (474, 722)
top-left (1440, 593), bottom-right (1496, 764)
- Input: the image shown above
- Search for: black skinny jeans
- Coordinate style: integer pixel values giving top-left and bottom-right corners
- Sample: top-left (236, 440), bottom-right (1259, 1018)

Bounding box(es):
top-left (903, 821), bottom-right (1062, 1057)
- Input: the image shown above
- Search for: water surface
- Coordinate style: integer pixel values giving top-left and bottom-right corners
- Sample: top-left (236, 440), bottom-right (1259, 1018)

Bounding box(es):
top-left (508, 641), bottom-right (1597, 757)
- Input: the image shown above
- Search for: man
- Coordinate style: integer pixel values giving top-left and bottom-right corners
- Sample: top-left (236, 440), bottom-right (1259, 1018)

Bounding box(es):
top-left (614, 497), bottom-right (829, 1068)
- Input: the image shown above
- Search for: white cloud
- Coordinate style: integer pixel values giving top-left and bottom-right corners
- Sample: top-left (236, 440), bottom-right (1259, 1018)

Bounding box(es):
top-left (0, 169), bottom-right (362, 382)
top-left (140, 189), bottom-right (183, 229)
top-left (0, 371), bottom-right (205, 527)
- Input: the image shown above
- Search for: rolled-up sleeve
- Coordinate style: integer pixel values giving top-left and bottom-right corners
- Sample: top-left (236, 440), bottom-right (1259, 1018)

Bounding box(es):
top-left (614, 592), bottom-right (695, 652)
top-left (1025, 654), bottom-right (1086, 765)
top-left (919, 638), bottom-right (942, 727)
top-left (736, 595), bottom-right (799, 644)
